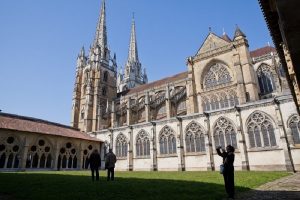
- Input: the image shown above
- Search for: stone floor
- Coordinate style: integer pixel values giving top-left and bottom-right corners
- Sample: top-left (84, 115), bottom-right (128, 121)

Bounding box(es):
top-left (236, 173), bottom-right (300, 200)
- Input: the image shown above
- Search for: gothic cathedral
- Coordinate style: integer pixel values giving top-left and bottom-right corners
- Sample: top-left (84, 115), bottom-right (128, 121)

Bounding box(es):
top-left (71, 0), bottom-right (300, 172)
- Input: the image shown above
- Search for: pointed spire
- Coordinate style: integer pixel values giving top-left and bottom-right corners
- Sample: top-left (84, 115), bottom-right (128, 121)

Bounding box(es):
top-left (234, 25), bottom-right (246, 39)
top-left (80, 46), bottom-right (85, 57)
top-left (221, 28), bottom-right (231, 42)
top-left (94, 0), bottom-right (107, 48)
top-left (127, 14), bottom-right (139, 64)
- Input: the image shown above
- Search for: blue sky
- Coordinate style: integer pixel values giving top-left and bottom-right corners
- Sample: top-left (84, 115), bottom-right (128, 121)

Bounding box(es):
top-left (0, 0), bottom-right (272, 125)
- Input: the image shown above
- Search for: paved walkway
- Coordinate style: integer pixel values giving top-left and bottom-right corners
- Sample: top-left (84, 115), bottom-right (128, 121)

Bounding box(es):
top-left (236, 173), bottom-right (300, 200)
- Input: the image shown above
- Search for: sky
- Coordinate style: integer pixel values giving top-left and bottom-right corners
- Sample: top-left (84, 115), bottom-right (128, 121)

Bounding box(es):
top-left (0, 0), bottom-right (273, 126)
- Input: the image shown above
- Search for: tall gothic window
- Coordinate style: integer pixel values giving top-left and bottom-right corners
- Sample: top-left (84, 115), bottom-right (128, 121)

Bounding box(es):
top-left (204, 63), bottom-right (232, 89)
top-left (257, 64), bottom-right (276, 95)
top-left (185, 122), bottom-right (206, 153)
top-left (213, 117), bottom-right (237, 149)
top-left (116, 133), bottom-right (128, 158)
top-left (103, 71), bottom-right (108, 82)
top-left (159, 126), bottom-right (177, 155)
top-left (288, 115), bottom-right (300, 144)
top-left (136, 130), bottom-right (150, 157)
top-left (247, 112), bottom-right (277, 148)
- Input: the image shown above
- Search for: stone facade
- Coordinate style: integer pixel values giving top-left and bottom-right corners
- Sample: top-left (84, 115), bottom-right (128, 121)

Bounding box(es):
top-left (72, 1), bottom-right (300, 171)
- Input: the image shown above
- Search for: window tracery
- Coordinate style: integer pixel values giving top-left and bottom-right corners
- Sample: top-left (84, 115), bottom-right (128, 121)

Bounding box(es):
top-left (136, 130), bottom-right (150, 157)
top-left (185, 122), bottom-right (206, 153)
top-left (0, 135), bottom-right (21, 169)
top-left (204, 63), bottom-right (232, 89)
top-left (57, 142), bottom-right (77, 169)
top-left (247, 112), bottom-right (277, 148)
top-left (288, 115), bottom-right (300, 144)
top-left (213, 117), bottom-right (237, 149)
top-left (257, 64), bottom-right (276, 95)
top-left (159, 126), bottom-right (176, 155)
top-left (116, 133), bottom-right (128, 158)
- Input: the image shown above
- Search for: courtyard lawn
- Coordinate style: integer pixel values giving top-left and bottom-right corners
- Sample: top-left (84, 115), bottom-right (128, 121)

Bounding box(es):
top-left (0, 171), bottom-right (290, 200)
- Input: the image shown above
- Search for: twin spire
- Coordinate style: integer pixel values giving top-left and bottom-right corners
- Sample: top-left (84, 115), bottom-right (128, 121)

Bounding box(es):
top-left (94, 0), bottom-right (107, 48)
top-left (127, 15), bottom-right (139, 64)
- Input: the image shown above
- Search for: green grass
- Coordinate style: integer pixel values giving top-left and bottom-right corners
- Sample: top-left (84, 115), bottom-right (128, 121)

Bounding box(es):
top-left (0, 171), bottom-right (290, 200)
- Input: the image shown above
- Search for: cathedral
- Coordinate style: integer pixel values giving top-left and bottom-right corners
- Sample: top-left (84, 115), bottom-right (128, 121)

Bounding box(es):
top-left (71, 0), bottom-right (300, 172)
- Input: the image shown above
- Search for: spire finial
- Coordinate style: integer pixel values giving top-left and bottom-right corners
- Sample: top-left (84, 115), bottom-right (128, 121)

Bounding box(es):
top-left (222, 28), bottom-right (225, 35)
top-left (209, 27), bottom-right (212, 33)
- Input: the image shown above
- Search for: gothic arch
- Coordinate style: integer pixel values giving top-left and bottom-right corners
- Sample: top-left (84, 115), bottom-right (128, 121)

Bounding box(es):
top-left (213, 117), bottom-right (237, 149)
top-left (201, 61), bottom-right (233, 90)
top-left (82, 143), bottom-right (97, 169)
top-left (0, 134), bottom-right (21, 169)
top-left (57, 141), bottom-right (79, 170)
top-left (159, 126), bottom-right (177, 155)
top-left (135, 130), bottom-right (150, 157)
top-left (246, 111), bottom-right (277, 148)
top-left (184, 121), bottom-right (206, 153)
top-left (115, 133), bottom-right (128, 158)
top-left (287, 114), bottom-right (300, 144)
top-left (256, 63), bottom-right (277, 96)
top-left (26, 136), bottom-right (54, 169)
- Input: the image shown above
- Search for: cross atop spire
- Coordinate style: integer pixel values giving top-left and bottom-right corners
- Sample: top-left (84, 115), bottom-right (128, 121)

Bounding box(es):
top-left (94, 0), bottom-right (107, 48)
top-left (127, 14), bottom-right (139, 64)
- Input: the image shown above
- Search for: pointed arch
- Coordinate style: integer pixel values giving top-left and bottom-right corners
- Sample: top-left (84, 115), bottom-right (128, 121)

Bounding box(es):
top-left (135, 130), bottom-right (150, 157)
top-left (246, 111), bottom-right (277, 148)
top-left (287, 114), bottom-right (300, 144)
top-left (115, 133), bottom-right (128, 158)
top-left (203, 62), bottom-right (232, 89)
top-left (256, 63), bottom-right (276, 96)
top-left (185, 121), bottom-right (206, 153)
top-left (213, 117), bottom-right (237, 149)
top-left (159, 126), bottom-right (177, 155)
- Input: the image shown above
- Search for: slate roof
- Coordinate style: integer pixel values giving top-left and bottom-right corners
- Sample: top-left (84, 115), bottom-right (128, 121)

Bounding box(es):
top-left (250, 46), bottom-right (276, 58)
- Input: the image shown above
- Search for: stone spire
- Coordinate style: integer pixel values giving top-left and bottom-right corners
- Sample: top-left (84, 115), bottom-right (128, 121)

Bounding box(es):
top-left (127, 14), bottom-right (139, 65)
top-left (94, 0), bottom-right (107, 48)
top-left (234, 25), bottom-right (246, 40)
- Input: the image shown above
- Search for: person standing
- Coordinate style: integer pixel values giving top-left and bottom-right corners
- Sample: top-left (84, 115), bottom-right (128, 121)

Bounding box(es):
top-left (216, 145), bottom-right (235, 199)
top-left (105, 149), bottom-right (117, 181)
top-left (89, 149), bottom-right (101, 181)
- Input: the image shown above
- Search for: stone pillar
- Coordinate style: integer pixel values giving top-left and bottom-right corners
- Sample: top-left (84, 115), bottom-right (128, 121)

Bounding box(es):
top-left (53, 142), bottom-right (60, 170)
top-left (127, 97), bottom-right (132, 125)
top-left (77, 142), bottom-right (83, 169)
top-left (197, 93), bottom-right (203, 113)
top-left (204, 113), bottom-right (214, 171)
top-left (20, 137), bottom-right (29, 170)
top-left (275, 101), bottom-right (295, 172)
top-left (127, 127), bottom-right (133, 171)
top-left (176, 117), bottom-right (185, 171)
top-left (150, 122), bottom-right (158, 171)
top-left (111, 101), bottom-right (116, 128)
top-left (145, 92), bottom-right (151, 122)
top-left (165, 85), bottom-right (172, 118)
top-left (235, 108), bottom-right (249, 170)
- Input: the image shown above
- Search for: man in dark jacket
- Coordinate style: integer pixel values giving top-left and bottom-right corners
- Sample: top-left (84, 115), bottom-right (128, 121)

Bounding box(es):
top-left (89, 149), bottom-right (101, 181)
top-left (105, 149), bottom-right (117, 181)
top-left (217, 145), bottom-right (235, 199)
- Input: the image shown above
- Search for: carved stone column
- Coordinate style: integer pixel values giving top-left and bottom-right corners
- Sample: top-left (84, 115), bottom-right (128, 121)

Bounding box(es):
top-left (204, 113), bottom-right (214, 171)
top-left (176, 117), bottom-right (185, 171)
top-left (235, 108), bottom-right (249, 170)
top-left (127, 127), bottom-right (133, 171)
top-left (20, 137), bottom-right (29, 170)
top-left (150, 122), bottom-right (158, 171)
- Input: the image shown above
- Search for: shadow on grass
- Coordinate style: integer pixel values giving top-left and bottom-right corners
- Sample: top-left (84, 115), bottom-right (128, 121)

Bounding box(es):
top-left (236, 190), bottom-right (300, 200)
top-left (0, 172), bottom-right (251, 200)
